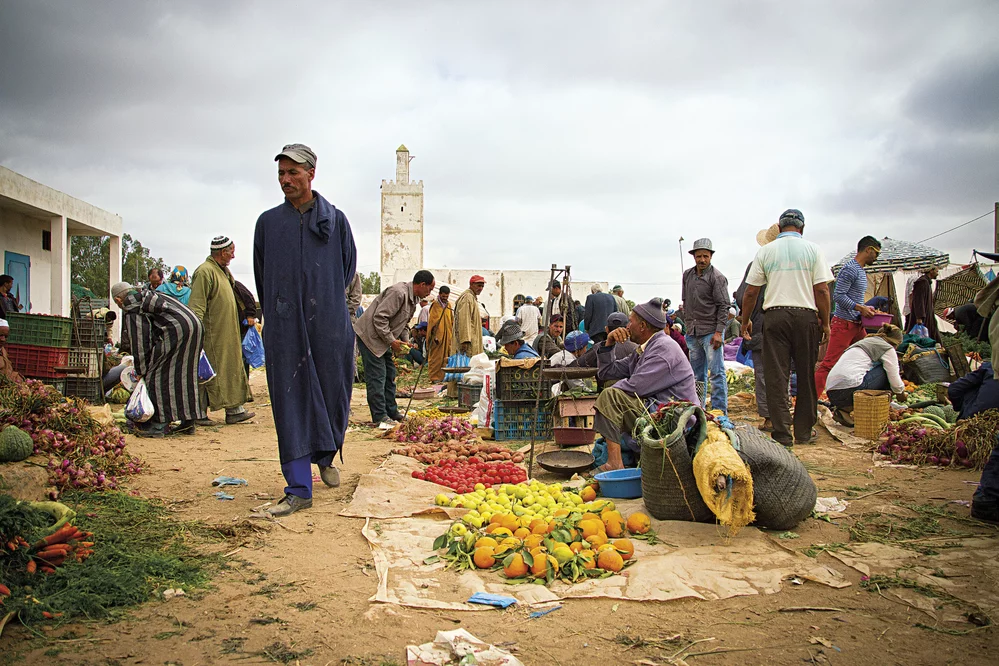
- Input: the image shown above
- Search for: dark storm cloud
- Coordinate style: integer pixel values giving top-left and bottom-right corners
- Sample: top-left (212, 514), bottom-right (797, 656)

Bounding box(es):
top-left (1, 1), bottom-right (997, 302)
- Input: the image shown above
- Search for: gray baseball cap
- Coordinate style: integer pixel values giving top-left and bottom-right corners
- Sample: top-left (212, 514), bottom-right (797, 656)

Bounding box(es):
top-left (275, 143), bottom-right (317, 168)
top-left (689, 238), bottom-right (714, 254)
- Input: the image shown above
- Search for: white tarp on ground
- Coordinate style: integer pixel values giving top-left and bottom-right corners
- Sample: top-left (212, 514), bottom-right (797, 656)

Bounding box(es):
top-left (361, 504), bottom-right (850, 610)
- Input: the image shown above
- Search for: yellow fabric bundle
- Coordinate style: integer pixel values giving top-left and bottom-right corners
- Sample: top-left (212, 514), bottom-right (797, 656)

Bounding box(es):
top-left (692, 422), bottom-right (755, 535)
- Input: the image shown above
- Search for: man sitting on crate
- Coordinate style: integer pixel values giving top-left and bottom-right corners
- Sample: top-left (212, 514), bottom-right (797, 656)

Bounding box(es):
top-left (0, 319), bottom-right (25, 384)
top-left (593, 299), bottom-right (699, 471)
top-left (495, 320), bottom-right (540, 360)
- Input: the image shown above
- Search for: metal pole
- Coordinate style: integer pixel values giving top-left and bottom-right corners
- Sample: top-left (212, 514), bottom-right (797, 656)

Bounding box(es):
top-left (994, 201), bottom-right (998, 254)
top-left (679, 237), bottom-right (685, 275)
top-left (528, 264), bottom-right (560, 480)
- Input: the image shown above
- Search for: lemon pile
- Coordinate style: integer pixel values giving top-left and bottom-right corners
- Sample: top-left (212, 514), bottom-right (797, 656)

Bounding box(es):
top-left (434, 480), bottom-right (612, 529)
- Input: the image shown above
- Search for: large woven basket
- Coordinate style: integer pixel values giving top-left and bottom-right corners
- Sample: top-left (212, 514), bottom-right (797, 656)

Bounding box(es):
top-left (854, 390), bottom-right (890, 440)
top-left (734, 426), bottom-right (816, 530)
top-left (902, 348), bottom-right (951, 384)
top-left (637, 405), bottom-right (714, 523)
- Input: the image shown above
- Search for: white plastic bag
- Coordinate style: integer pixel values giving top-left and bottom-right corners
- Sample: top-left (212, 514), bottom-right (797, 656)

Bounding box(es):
top-left (474, 369), bottom-right (496, 428)
top-left (463, 353), bottom-right (494, 386)
top-left (120, 366), bottom-right (139, 391)
top-left (125, 378), bottom-right (155, 423)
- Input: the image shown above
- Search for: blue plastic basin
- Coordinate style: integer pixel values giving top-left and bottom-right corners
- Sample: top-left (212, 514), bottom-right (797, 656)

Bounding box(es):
top-left (593, 468), bottom-right (643, 499)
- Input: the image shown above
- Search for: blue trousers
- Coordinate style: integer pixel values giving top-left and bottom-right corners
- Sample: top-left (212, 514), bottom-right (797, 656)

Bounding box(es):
top-left (686, 333), bottom-right (729, 414)
top-left (358, 337), bottom-right (400, 422)
top-left (973, 434), bottom-right (999, 507)
top-left (281, 452), bottom-right (334, 499)
top-left (826, 364), bottom-right (889, 409)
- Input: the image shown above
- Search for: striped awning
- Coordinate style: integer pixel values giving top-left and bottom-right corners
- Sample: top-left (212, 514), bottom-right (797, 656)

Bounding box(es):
top-left (832, 237), bottom-right (949, 275)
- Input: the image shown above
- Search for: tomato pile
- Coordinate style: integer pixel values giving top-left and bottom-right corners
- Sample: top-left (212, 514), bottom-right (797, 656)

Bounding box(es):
top-left (413, 458), bottom-right (528, 493)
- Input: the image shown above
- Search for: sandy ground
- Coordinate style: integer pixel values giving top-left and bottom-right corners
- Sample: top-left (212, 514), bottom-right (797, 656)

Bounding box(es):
top-left (6, 370), bottom-right (999, 666)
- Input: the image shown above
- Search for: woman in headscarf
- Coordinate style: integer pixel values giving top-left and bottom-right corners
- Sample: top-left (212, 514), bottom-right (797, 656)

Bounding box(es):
top-left (826, 324), bottom-right (906, 426)
top-left (157, 265), bottom-right (192, 305)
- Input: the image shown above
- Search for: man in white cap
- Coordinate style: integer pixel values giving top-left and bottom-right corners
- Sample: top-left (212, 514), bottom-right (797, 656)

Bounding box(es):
top-left (740, 209), bottom-right (833, 447)
top-left (682, 238), bottom-right (730, 415)
top-left (189, 236), bottom-right (254, 426)
top-left (515, 292), bottom-right (542, 345)
top-left (254, 142), bottom-right (358, 516)
top-left (0, 318), bottom-right (24, 383)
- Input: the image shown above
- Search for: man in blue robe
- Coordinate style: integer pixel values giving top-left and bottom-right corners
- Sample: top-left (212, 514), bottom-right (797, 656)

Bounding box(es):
top-left (253, 143), bottom-right (357, 517)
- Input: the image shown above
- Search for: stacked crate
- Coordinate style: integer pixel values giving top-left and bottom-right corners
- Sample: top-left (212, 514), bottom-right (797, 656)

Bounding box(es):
top-left (6, 313), bottom-right (73, 390)
top-left (491, 361), bottom-right (555, 441)
top-left (554, 396), bottom-right (597, 447)
top-left (66, 302), bottom-right (106, 403)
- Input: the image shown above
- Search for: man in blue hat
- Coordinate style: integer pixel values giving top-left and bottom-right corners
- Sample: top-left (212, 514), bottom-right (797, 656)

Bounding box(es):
top-left (593, 300), bottom-right (699, 471)
top-left (740, 209), bottom-right (833, 447)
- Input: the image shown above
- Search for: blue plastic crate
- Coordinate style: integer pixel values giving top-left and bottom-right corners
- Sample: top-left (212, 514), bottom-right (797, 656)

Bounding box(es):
top-left (493, 401), bottom-right (552, 442)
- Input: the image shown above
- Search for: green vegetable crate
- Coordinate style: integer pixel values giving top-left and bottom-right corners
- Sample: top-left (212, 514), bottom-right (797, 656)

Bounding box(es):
top-left (6, 313), bottom-right (73, 348)
top-left (495, 364), bottom-right (557, 401)
top-left (493, 401), bottom-right (552, 441)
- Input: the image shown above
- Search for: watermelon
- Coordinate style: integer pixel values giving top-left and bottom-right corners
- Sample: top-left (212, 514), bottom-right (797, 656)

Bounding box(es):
top-left (0, 426), bottom-right (34, 462)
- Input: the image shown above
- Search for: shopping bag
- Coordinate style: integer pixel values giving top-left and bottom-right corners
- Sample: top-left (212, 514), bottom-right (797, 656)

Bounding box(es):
top-left (198, 350), bottom-right (216, 382)
top-left (908, 323), bottom-right (931, 338)
top-left (444, 353), bottom-right (471, 382)
top-left (125, 378), bottom-right (155, 423)
top-left (242, 326), bottom-right (266, 369)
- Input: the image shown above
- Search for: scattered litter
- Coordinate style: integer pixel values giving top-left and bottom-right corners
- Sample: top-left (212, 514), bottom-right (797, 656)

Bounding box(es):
top-left (212, 476), bottom-right (248, 487)
top-left (951, 499), bottom-right (971, 507)
top-left (467, 592), bottom-right (517, 609)
top-left (406, 628), bottom-right (524, 666)
top-left (809, 636), bottom-right (841, 652)
top-left (214, 491), bottom-right (235, 500)
top-left (529, 605), bottom-right (562, 619)
top-left (162, 588), bottom-right (185, 600)
top-left (250, 493), bottom-right (275, 501)
top-left (813, 497), bottom-right (849, 515)
top-left (790, 577), bottom-right (804, 585)
top-left (378, 421), bottom-right (395, 431)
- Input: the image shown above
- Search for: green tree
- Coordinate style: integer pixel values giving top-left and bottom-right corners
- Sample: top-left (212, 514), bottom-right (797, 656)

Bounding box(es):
top-left (70, 233), bottom-right (167, 297)
top-left (360, 271), bottom-right (381, 294)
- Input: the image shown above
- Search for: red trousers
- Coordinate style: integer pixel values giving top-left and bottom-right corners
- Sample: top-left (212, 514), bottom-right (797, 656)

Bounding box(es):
top-left (814, 316), bottom-right (866, 396)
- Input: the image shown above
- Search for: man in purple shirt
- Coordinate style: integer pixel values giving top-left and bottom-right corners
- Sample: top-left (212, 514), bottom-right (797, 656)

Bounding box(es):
top-left (593, 299), bottom-right (699, 471)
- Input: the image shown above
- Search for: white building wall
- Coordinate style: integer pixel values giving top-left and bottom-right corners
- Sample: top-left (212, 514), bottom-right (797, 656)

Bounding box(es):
top-left (0, 207), bottom-right (53, 313)
top-left (379, 146), bottom-right (424, 288)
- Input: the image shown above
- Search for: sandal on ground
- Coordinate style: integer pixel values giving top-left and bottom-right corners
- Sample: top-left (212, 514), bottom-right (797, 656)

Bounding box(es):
top-left (794, 428), bottom-right (818, 445)
top-left (760, 418), bottom-right (773, 432)
top-left (832, 409), bottom-right (854, 428)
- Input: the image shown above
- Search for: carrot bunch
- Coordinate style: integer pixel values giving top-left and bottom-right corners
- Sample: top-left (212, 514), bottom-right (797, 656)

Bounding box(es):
top-left (5, 536), bottom-right (30, 551)
top-left (26, 523), bottom-right (94, 574)
top-left (0, 583), bottom-right (10, 604)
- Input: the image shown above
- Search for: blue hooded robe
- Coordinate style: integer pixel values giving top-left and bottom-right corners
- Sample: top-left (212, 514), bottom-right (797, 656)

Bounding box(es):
top-left (253, 191), bottom-right (357, 464)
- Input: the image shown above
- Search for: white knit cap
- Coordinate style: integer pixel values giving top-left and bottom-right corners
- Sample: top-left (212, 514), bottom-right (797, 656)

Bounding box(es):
top-left (111, 282), bottom-right (133, 299)
top-left (0, 319), bottom-right (8, 328)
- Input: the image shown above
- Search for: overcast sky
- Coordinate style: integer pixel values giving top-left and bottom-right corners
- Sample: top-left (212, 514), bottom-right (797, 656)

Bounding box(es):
top-left (1, 1), bottom-right (997, 304)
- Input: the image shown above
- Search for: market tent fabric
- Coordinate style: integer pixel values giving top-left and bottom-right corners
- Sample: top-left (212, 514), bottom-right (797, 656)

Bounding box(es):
top-left (832, 237), bottom-right (949, 275)
top-left (934, 264), bottom-right (987, 315)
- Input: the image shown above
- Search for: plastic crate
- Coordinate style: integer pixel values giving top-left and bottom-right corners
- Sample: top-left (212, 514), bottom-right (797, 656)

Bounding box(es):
top-left (44, 379), bottom-right (67, 395)
top-left (457, 381), bottom-right (480, 408)
top-left (493, 401), bottom-right (552, 441)
top-left (495, 364), bottom-right (557, 401)
top-left (66, 348), bottom-right (102, 378)
top-left (72, 317), bottom-right (106, 348)
top-left (7, 344), bottom-right (69, 379)
top-left (64, 378), bottom-right (104, 404)
top-left (6, 313), bottom-right (73, 348)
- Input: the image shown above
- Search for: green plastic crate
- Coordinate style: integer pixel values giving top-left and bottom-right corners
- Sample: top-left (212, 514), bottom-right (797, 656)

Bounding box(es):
top-left (6, 313), bottom-right (73, 348)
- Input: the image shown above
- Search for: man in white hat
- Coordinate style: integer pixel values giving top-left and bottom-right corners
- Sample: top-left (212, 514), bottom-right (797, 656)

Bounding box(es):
top-left (740, 209), bottom-right (833, 447)
top-left (681, 238), bottom-right (730, 415)
top-left (189, 235), bottom-right (254, 426)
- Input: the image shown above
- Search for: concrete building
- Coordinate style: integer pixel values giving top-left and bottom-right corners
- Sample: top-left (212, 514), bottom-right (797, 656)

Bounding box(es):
top-left (0, 166), bottom-right (122, 316)
top-left (378, 147), bottom-right (607, 323)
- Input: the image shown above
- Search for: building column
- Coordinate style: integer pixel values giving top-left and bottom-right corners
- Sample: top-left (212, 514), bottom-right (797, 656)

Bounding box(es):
top-left (50, 215), bottom-right (69, 316)
top-left (109, 234), bottom-right (122, 338)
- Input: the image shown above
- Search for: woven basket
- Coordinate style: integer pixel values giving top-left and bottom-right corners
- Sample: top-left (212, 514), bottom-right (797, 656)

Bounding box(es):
top-left (854, 390), bottom-right (890, 440)
top-left (637, 405), bottom-right (714, 523)
top-left (734, 426), bottom-right (816, 530)
top-left (902, 348), bottom-right (951, 384)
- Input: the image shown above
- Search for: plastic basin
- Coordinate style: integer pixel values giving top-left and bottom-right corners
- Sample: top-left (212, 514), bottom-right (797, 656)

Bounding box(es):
top-left (861, 312), bottom-right (893, 328)
top-left (593, 468), bottom-right (643, 499)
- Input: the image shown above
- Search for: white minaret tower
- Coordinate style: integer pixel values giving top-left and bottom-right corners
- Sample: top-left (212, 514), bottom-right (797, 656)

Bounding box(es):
top-left (380, 144), bottom-right (424, 287)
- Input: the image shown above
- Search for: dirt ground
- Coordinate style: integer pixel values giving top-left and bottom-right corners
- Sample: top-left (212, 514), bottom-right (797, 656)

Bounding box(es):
top-left (6, 371), bottom-right (999, 665)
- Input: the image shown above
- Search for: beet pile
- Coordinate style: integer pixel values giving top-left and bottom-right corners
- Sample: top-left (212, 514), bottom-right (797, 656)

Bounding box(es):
top-left (0, 378), bottom-right (142, 495)
top-left (874, 408), bottom-right (998, 470)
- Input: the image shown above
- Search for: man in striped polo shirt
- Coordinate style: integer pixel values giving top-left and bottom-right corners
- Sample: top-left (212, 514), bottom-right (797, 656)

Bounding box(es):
top-left (814, 236), bottom-right (883, 396)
